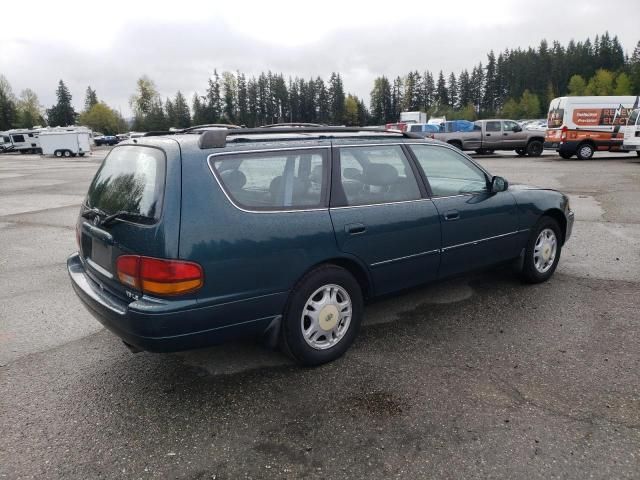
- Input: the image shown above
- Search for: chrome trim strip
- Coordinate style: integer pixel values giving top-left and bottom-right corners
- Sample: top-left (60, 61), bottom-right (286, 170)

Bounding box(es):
top-left (441, 229), bottom-right (529, 252)
top-left (86, 257), bottom-right (114, 279)
top-left (370, 248), bottom-right (440, 267)
top-left (206, 147), bottom-right (331, 214)
top-left (330, 197), bottom-right (433, 210)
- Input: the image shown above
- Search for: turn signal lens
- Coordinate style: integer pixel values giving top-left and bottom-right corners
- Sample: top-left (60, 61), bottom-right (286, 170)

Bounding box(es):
top-left (116, 256), bottom-right (203, 296)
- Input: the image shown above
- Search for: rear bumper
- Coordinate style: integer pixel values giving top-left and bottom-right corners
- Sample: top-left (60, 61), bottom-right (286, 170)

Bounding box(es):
top-left (67, 253), bottom-right (284, 352)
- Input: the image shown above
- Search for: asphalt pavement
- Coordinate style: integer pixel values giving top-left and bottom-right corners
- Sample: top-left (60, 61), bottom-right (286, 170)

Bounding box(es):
top-left (1, 148), bottom-right (639, 479)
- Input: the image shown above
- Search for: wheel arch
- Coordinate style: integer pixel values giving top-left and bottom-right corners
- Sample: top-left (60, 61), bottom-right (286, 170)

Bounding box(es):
top-left (527, 136), bottom-right (545, 145)
top-left (542, 208), bottom-right (567, 245)
top-left (296, 256), bottom-right (373, 300)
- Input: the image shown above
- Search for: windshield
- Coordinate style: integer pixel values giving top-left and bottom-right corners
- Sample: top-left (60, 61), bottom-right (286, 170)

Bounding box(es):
top-left (629, 109), bottom-right (640, 127)
top-left (547, 98), bottom-right (565, 128)
top-left (86, 145), bottom-right (166, 224)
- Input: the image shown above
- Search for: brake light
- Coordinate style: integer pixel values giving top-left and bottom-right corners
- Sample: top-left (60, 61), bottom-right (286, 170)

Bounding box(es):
top-left (560, 126), bottom-right (568, 142)
top-left (116, 255), bottom-right (203, 296)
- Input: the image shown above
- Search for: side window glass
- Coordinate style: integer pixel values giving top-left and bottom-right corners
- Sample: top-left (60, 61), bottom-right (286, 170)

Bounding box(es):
top-left (485, 121), bottom-right (501, 132)
top-left (338, 145), bottom-right (421, 206)
top-left (212, 150), bottom-right (327, 210)
top-left (411, 145), bottom-right (488, 197)
top-left (503, 121), bottom-right (518, 132)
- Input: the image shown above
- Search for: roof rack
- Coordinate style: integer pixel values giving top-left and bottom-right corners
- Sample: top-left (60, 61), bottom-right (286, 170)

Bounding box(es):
top-left (261, 122), bottom-right (327, 128)
top-left (181, 123), bottom-right (243, 132)
top-left (197, 126), bottom-right (423, 149)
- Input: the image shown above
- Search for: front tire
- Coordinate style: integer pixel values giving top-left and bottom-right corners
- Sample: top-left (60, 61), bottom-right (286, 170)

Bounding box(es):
top-left (282, 265), bottom-right (363, 366)
top-left (519, 217), bottom-right (562, 284)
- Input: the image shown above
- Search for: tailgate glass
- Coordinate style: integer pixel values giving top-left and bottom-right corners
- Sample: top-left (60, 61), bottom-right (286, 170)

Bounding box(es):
top-left (86, 145), bottom-right (166, 224)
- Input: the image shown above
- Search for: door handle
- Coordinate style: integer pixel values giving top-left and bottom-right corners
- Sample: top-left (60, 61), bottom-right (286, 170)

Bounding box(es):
top-left (486, 133), bottom-right (491, 136)
top-left (503, 132), bottom-right (508, 135)
top-left (345, 223), bottom-right (366, 235)
top-left (443, 210), bottom-right (460, 221)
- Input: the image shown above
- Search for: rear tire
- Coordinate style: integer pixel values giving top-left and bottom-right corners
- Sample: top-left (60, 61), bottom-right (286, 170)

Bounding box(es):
top-left (576, 142), bottom-right (594, 160)
top-left (526, 140), bottom-right (543, 157)
top-left (282, 265), bottom-right (363, 366)
top-left (519, 217), bottom-right (562, 284)
top-left (63, 150), bottom-right (71, 157)
top-left (54, 150), bottom-right (63, 158)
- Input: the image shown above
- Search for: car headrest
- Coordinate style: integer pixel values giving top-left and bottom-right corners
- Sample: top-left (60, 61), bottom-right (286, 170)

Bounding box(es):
top-left (220, 169), bottom-right (247, 191)
top-left (343, 168), bottom-right (363, 181)
top-left (269, 176), bottom-right (309, 200)
top-left (309, 165), bottom-right (324, 184)
top-left (363, 163), bottom-right (398, 186)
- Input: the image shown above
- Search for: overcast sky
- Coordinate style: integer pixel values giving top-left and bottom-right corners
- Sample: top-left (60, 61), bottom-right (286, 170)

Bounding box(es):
top-left (2, 0), bottom-right (639, 116)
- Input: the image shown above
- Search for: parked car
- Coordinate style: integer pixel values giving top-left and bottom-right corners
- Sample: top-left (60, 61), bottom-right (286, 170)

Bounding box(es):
top-left (433, 119), bottom-right (546, 156)
top-left (68, 127), bottom-right (574, 365)
top-left (94, 135), bottom-right (119, 146)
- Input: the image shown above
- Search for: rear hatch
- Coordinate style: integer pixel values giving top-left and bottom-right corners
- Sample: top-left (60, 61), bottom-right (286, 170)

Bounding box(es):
top-left (77, 141), bottom-right (181, 301)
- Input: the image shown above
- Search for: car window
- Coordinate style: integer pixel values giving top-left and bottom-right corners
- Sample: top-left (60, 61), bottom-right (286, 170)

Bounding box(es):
top-left (212, 149), bottom-right (327, 210)
top-left (409, 125), bottom-right (422, 132)
top-left (12, 134), bottom-right (25, 143)
top-left (410, 145), bottom-right (488, 196)
top-left (337, 145), bottom-right (421, 206)
top-left (485, 121), bottom-right (501, 132)
top-left (503, 120), bottom-right (519, 132)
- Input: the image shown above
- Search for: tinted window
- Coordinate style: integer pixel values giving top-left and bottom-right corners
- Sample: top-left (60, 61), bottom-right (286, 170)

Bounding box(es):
top-left (409, 125), bottom-right (422, 132)
top-left (337, 145), bottom-right (421, 206)
top-left (12, 134), bottom-right (25, 143)
top-left (411, 145), bottom-right (488, 196)
top-left (485, 121), bottom-right (501, 132)
top-left (86, 146), bottom-right (165, 223)
top-left (212, 149), bottom-right (327, 210)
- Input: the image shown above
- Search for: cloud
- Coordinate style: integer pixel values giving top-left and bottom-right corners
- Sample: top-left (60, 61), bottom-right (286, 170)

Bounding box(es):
top-left (1, 0), bottom-right (639, 116)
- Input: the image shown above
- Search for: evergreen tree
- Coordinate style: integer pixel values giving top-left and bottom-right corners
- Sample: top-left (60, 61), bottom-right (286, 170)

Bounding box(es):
top-left (328, 72), bottom-right (345, 125)
top-left (421, 71), bottom-right (435, 112)
top-left (173, 91), bottom-right (191, 128)
top-left (192, 93), bottom-right (207, 126)
top-left (237, 72), bottom-right (248, 126)
top-left (47, 80), bottom-right (77, 126)
top-left (447, 72), bottom-right (458, 109)
top-left (470, 64), bottom-right (484, 114)
top-left (204, 71), bottom-right (222, 123)
top-left (84, 87), bottom-right (98, 112)
top-left (482, 51), bottom-right (497, 113)
top-left (391, 76), bottom-right (403, 121)
top-left (316, 77), bottom-right (329, 124)
top-left (629, 41), bottom-right (640, 92)
top-left (246, 77), bottom-right (258, 127)
top-left (164, 97), bottom-right (175, 127)
top-left (221, 71), bottom-right (237, 123)
top-left (457, 70), bottom-right (472, 109)
top-left (435, 71), bottom-right (448, 111)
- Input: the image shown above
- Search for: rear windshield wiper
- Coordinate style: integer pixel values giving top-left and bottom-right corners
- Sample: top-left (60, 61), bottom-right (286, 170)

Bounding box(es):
top-left (99, 210), bottom-right (153, 226)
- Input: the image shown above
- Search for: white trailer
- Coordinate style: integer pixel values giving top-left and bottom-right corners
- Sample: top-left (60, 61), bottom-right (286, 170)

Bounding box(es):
top-left (39, 129), bottom-right (92, 157)
top-left (400, 111), bottom-right (427, 124)
top-left (5, 128), bottom-right (43, 153)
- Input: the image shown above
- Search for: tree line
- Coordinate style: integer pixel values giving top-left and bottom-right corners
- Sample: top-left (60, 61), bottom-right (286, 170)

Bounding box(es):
top-left (1, 32), bottom-right (639, 134)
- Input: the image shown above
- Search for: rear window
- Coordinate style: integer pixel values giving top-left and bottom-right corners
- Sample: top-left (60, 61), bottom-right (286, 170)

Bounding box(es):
top-left (211, 149), bottom-right (328, 211)
top-left (86, 146), bottom-right (165, 224)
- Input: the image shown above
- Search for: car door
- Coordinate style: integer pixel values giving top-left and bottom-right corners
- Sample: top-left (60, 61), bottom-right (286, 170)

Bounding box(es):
top-left (409, 144), bottom-right (520, 278)
top-left (482, 120), bottom-right (502, 149)
top-left (329, 143), bottom-right (441, 295)
top-left (502, 120), bottom-right (527, 148)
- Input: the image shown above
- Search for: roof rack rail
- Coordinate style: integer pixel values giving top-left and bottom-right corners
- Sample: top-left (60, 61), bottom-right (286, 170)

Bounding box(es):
top-left (180, 123), bottom-right (243, 133)
top-left (197, 126), bottom-right (423, 149)
top-left (261, 122), bottom-right (328, 128)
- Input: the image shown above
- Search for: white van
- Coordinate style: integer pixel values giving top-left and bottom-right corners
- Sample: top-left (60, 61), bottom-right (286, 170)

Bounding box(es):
top-left (39, 129), bottom-right (92, 157)
top-left (544, 95), bottom-right (640, 159)
top-left (622, 108), bottom-right (640, 155)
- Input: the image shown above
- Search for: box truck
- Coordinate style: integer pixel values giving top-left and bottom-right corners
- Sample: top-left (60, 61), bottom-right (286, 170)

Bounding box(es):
top-left (622, 107), bottom-right (640, 155)
top-left (39, 128), bottom-right (92, 157)
top-left (544, 95), bottom-right (640, 159)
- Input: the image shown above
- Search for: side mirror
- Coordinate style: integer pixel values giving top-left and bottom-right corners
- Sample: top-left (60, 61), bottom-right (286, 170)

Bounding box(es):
top-left (491, 176), bottom-right (508, 193)
top-left (513, 125), bottom-right (522, 132)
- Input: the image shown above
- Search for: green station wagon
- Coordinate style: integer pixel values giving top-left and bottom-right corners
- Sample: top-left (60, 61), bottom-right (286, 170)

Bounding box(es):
top-left (68, 127), bottom-right (574, 365)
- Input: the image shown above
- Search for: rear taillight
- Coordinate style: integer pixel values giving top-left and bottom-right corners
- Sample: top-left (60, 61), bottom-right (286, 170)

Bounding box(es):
top-left (116, 255), bottom-right (203, 296)
top-left (560, 126), bottom-right (568, 142)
